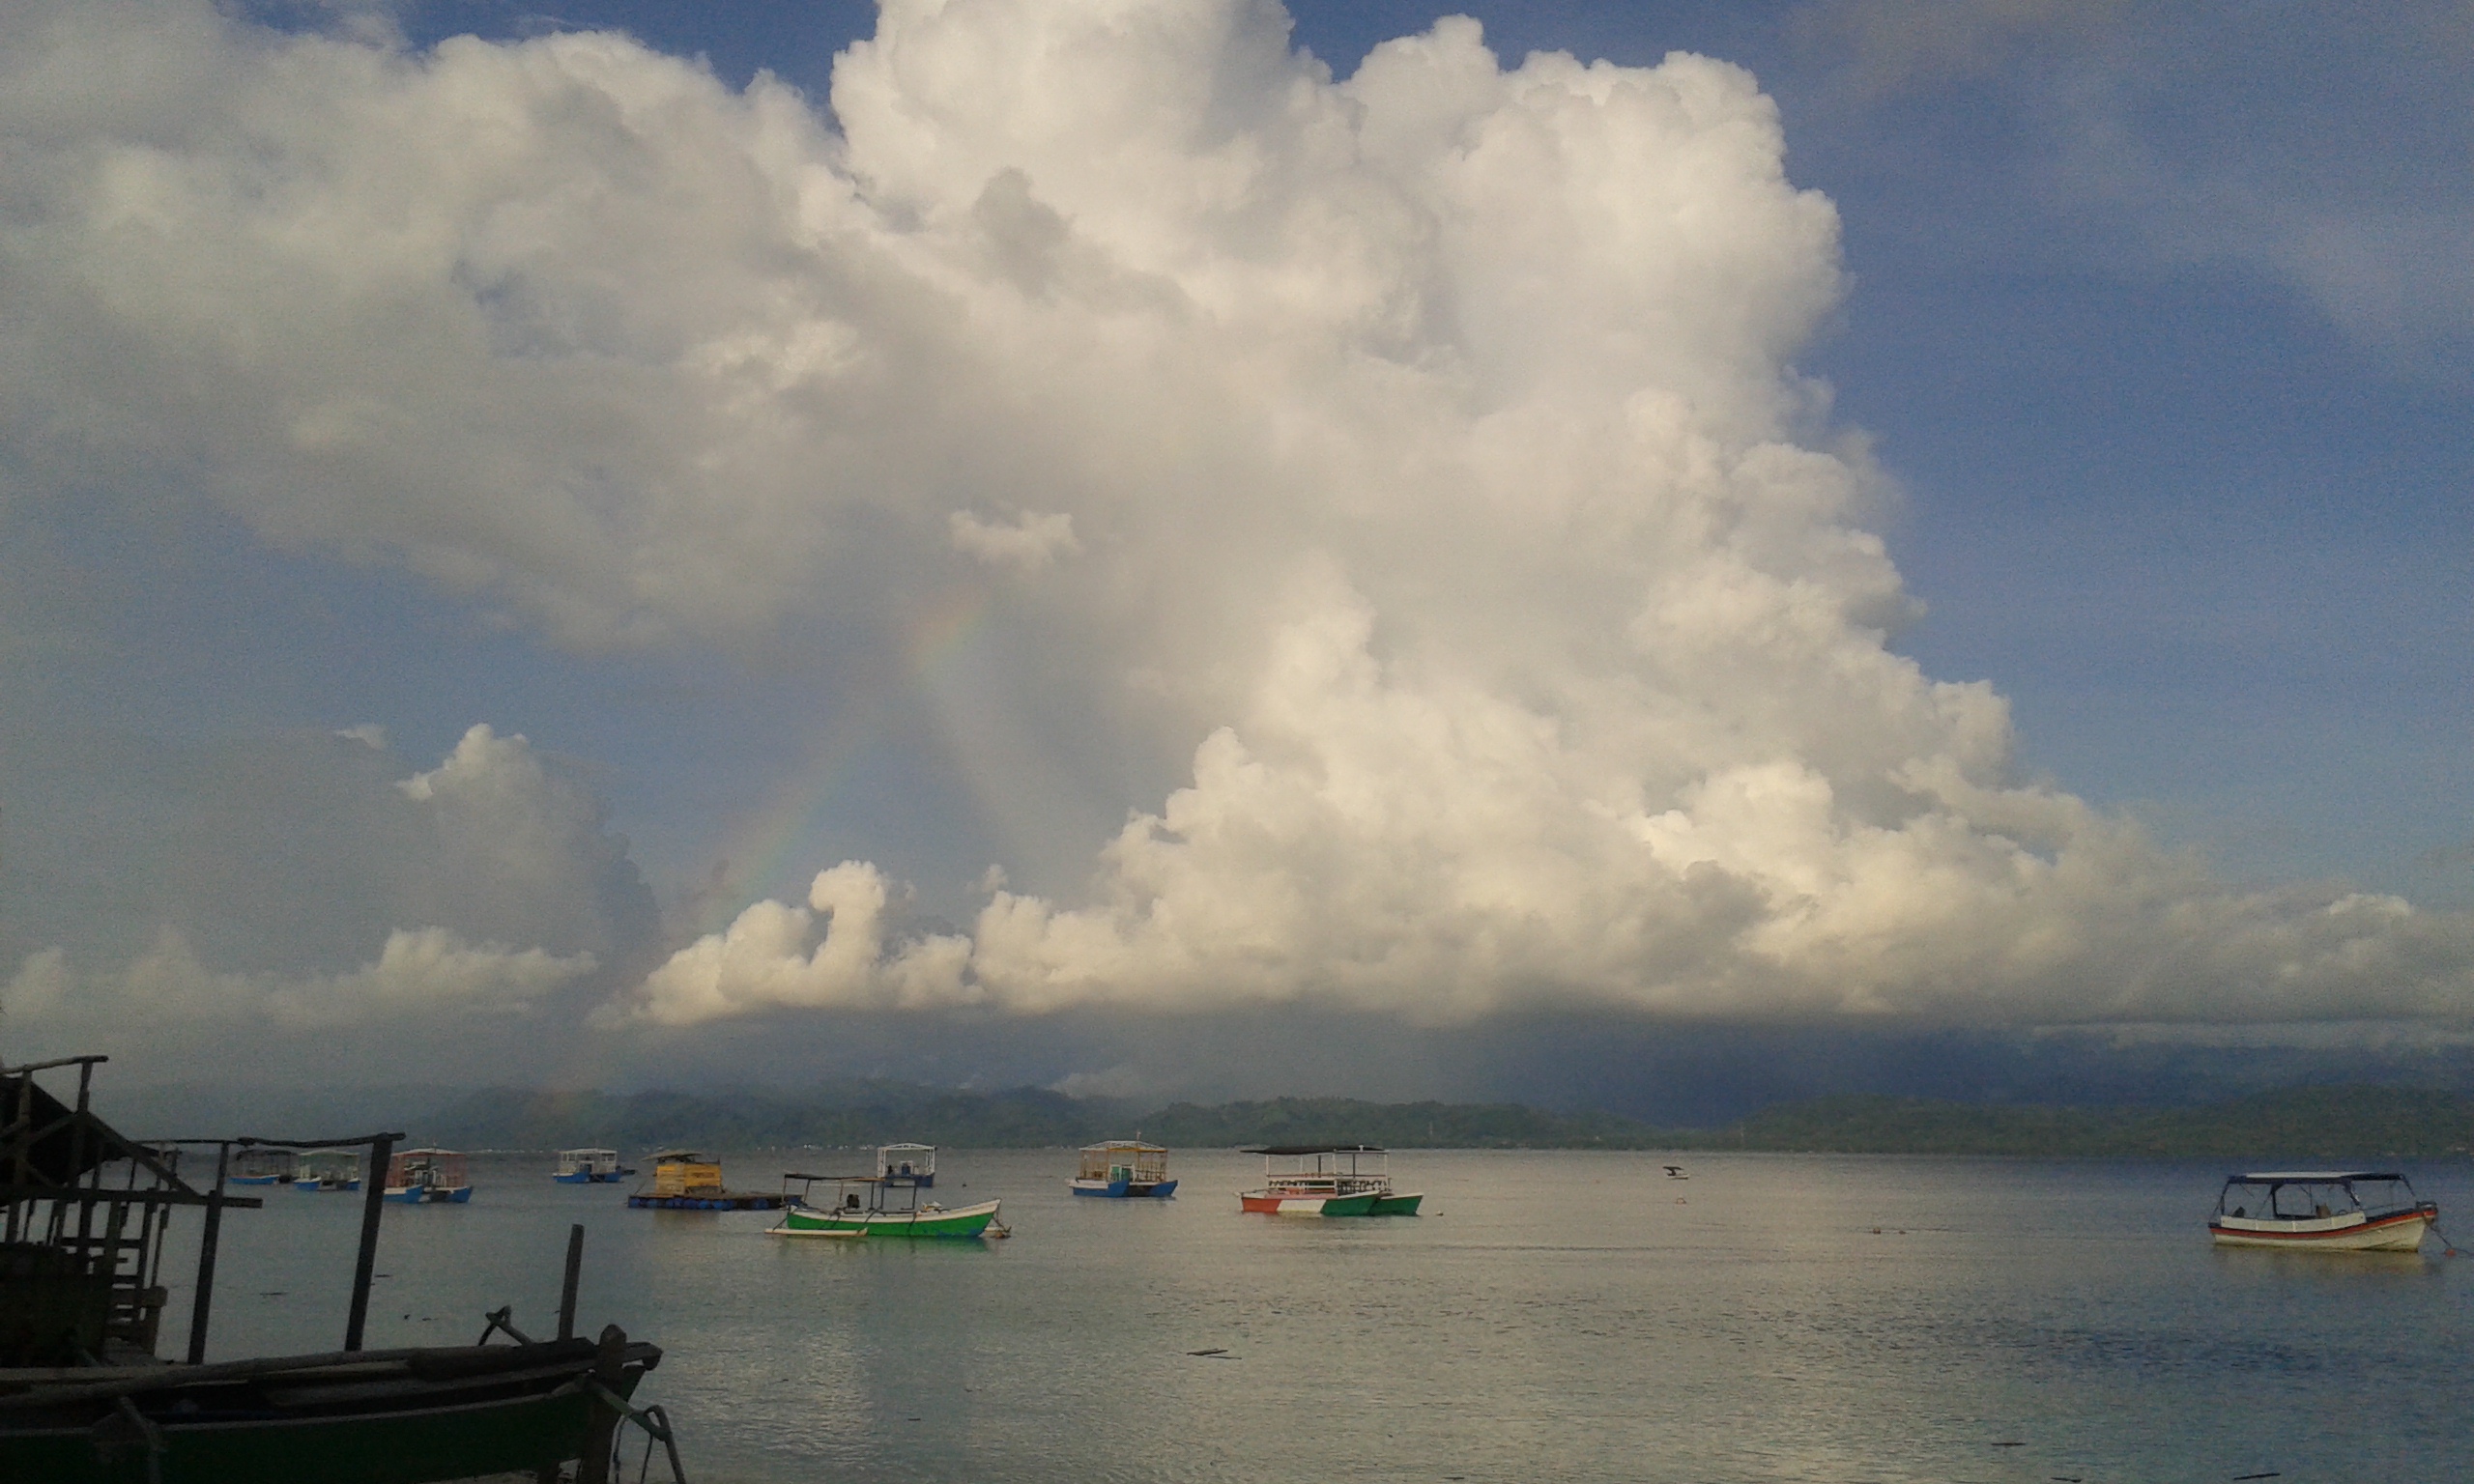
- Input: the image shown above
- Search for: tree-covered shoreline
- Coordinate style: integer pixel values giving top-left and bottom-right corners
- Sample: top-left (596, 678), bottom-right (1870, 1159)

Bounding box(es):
top-left (407, 1082), bottom-right (2474, 1160)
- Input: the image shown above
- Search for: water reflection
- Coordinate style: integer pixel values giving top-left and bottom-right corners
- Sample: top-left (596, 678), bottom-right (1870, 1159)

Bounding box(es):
top-left (147, 1149), bottom-right (2472, 1482)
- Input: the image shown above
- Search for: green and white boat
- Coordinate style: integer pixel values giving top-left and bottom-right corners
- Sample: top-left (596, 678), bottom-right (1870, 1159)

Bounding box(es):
top-left (769, 1148), bottom-right (1003, 1240)
top-left (1239, 1145), bottom-right (1423, 1216)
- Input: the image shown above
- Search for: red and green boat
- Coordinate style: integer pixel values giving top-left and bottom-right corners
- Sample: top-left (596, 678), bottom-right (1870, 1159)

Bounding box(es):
top-left (1238, 1145), bottom-right (1423, 1216)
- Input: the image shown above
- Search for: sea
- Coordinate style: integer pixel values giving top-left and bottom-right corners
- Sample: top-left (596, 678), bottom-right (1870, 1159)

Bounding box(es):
top-left (158, 1149), bottom-right (2474, 1483)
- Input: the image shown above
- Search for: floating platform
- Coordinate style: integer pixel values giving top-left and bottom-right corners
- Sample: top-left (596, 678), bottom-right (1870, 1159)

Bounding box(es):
top-left (626, 1191), bottom-right (783, 1211)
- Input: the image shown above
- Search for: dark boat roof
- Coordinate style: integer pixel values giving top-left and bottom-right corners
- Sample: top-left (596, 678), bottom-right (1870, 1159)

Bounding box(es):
top-left (2225, 1170), bottom-right (2405, 1183)
top-left (1241, 1144), bottom-right (1387, 1156)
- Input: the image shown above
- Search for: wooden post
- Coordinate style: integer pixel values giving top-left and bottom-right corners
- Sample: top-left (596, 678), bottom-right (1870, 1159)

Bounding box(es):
top-left (185, 1143), bottom-right (230, 1364)
top-left (577, 1323), bottom-right (627, 1484)
top-left (344, 1135), bottom-right (391, 1352)
top-left (558, 1223), bottom-right (584, 1341)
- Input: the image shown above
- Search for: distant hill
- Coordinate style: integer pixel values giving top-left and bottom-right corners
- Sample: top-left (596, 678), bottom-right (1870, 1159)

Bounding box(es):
top-left (1137, 1098), bottom-right (1659, 1149)
top-left (417, 1081), bottom-right (1115, 1152)
top-left (1704, 1087), bottom-right (2474, 1159)
top-left (400, 1082), bottom-right (2474, 1159)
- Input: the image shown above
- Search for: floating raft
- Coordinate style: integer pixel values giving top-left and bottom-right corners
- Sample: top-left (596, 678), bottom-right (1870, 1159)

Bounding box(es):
top-left (626, 1151), bottom-right (781, 1210)
top-left (625, 1191), bottom-right (783, 1211)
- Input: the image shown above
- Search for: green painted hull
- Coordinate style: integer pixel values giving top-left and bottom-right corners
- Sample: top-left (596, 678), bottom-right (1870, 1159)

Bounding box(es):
top-left (774, 1198), bottom-right (1000, 1239)
top-left (1367, 1191), bottom-right (1424, 1215)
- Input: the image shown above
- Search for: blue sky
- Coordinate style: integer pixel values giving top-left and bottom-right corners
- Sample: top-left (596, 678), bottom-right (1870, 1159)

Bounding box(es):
top-left (1, 0), bottom-right (2466, 1098)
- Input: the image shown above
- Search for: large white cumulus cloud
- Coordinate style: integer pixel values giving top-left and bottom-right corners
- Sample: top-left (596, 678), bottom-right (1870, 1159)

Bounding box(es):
top-left (6, 0), bottom-right (2469, 1031)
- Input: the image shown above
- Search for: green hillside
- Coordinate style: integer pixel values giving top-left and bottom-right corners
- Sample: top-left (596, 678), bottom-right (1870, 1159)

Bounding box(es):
top-left (1695, 1086), bottom-right (2474, 1158)
top-left (409, 1081), bottom-right (2474, 1159)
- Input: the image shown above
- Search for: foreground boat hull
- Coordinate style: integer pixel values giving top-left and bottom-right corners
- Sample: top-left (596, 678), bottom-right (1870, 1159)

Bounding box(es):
top-left (0, 1339), bottom-right (656, 1484)
top-left (2211, 1210), bottom-right (2431, 1251)
top-left (772, 1198), bottom-right (1002, 1239)
top-left (1367, 1191), bottom-right (1423, 1215)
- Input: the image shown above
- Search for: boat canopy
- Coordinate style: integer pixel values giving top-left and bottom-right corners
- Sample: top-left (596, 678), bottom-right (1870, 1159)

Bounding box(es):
top-left (1241, 1144), bottom-right (1386, 1156)
top-left (2228, 1171), bottom-right (2404, 1184)
top-left (1077, 1141), bottom-right (1169, 1183)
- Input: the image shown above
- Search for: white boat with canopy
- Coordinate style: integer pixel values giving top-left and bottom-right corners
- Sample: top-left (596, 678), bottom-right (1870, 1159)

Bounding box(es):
top-left (2208, 1171), bottom-right (2436, 1251)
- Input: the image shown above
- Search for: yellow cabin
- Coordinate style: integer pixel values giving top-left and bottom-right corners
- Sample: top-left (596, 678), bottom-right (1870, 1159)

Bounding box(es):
top-left (648, 1151), bottom-right (725, 1198)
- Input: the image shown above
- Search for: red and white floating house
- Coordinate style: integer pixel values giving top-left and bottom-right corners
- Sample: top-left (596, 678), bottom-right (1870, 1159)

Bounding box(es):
top-left (2208, 1171), bottom-right (2436, 1251)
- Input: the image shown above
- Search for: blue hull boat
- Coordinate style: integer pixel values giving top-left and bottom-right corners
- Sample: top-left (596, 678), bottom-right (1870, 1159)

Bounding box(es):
top-left (383, 1184), bottom-right (472, 1204)
top-left (1070, 1178), bottom-right (1178, 1198)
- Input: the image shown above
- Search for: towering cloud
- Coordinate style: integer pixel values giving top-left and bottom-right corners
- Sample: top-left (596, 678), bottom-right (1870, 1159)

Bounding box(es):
top-left (4, 0), bottom-right (2468, 1037)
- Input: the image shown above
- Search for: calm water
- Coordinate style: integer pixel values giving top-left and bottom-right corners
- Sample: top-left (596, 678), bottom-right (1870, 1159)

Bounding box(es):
top-left (158, 1151), bottom-right (2474, 1482)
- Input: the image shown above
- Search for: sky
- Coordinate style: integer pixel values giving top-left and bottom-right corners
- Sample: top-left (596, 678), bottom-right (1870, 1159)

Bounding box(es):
top-left (0, 0), bottom-right (2467, 1113)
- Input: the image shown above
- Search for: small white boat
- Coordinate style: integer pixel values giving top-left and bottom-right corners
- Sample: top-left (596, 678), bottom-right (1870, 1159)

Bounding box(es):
top-left (552, 1148), bottom-right (634, 1184)
top-left (877, 1142), bottom-right (936, 1187)
top-left (2209, 1170), bottom-right (2436, 1251)
top-left (294, 1148), bottom-right (360, 1192)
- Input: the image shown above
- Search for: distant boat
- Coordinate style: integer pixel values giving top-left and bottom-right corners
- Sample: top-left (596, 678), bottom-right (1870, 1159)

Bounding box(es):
top-left (552, 1148), bottom-right (634, 1184)
top-left (229, 1147), bottom-right (297, 1185)
top-left (2210, 1171), bottom-right (2436, 1251)
top-left (382, 1147), bottom-right (473, 1205)
top-left (772, 1148), bottom-right (1002, 1239)
top-left (1239, 1145), bottom-right (1421, 1216)
top-left (1663, 1165), bottom-right (1687, 1180)
top-left (294, 1147), bottom-right (361, 1192)
top-left (1069, 1140), bottom-right (1177, 1198)
top-left (625, 1150), bottom-right (782, 1211)
top-left (877, 1142), bottom-right (936, 1187)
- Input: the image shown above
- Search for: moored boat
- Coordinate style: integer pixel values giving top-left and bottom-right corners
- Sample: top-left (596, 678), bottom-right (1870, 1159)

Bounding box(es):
top-left (383, 1148), bottom-right (473, 1204)
top-left (0, 1053), bottom-right (678, 1483)
top-left (1238, 1145), bottom-right (1422, 1216)
top-left (293, 1147), bottom-right (360, 1192)
top-left (1070, 1140), bottom-right (1177, 1197)
top-left (227, 1147), bottom-right (296, 1185)
top-left (2209, 1171), bottom-right (2437, 1251)
top-left (553, 1147), bottom-right (635, 1184)
top-left (877, 1142), bottom-right (936, 1187)
top-left (771, 1150), bottom-right (1002, 1239)
top-left (625, 1150), bottom-right (782, 1210)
